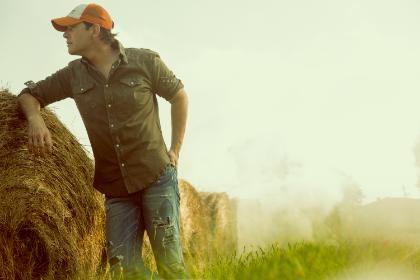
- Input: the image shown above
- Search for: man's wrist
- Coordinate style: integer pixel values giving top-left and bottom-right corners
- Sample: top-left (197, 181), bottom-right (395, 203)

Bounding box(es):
top-left (27, 114), bottom-right (43, 123)
top-left (169, 147), bottom-right (180, 156)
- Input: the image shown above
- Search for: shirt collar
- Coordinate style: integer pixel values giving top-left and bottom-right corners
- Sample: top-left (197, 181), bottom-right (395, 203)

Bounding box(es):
top-left (81, 40), bottom-right (128, 65)
top-left (117, 40), bottom-right (128, 64)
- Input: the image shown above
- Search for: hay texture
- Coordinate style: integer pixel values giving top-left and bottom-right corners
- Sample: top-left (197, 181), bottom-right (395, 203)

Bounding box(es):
top-left (199, 192), bottom-right (237, 257)
top-left (178, 180), bottom-right (211, 260)
top-left (0, 91), bottom-right (105, 280)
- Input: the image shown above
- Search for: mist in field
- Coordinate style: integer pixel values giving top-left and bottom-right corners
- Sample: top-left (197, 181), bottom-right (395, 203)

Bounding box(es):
top-left (234, 160), bottom-right (345, 248)
top-left (234, 137), bottom-right (420, 250)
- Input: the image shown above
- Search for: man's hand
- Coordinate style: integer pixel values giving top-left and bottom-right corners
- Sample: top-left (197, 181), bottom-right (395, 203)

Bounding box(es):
top-left (27, 115), bottom-right (53, 156)
top-left (168, 149), bottom-right (179, 167)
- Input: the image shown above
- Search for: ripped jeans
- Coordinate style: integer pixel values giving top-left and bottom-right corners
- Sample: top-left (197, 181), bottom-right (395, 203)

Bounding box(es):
top-left (105, 165), bottom-right (187, 279)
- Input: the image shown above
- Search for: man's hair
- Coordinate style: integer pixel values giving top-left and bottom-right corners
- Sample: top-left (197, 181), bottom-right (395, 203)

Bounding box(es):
top-left (83, 22), bottom-right (119, 50)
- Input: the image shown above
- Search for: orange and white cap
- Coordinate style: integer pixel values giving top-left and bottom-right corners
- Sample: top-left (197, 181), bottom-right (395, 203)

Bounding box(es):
top-left (51, 3), bottom-right (113, 32)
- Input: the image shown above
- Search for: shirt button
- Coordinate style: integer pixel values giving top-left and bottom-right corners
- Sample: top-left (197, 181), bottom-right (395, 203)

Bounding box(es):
top-left (80, 88), bottom-right (84, 91)
top-left (105, 84), bottom-right (109, 88)
top-left (121, 163), bottom-right (125, 167)
top-left (130, 81), bottom-right (134, 85)
top-left (108, 104), bottom-right (112, 108)
top-left (116, 144), bottom-right (120, 148)
top-left (110, 124), bottom-right (114, 128)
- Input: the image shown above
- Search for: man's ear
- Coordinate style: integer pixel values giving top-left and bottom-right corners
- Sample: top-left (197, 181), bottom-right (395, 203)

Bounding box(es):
top-left (91, 23), bottom-right (101, 38)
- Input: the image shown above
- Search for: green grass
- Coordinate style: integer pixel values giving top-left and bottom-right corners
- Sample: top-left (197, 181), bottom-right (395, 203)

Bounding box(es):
top-left (188, 240), bottom-right (420, 280)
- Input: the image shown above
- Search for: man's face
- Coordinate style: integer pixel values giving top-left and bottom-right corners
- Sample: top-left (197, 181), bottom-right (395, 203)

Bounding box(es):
top-left (63, 22), bottom-right (93, 55)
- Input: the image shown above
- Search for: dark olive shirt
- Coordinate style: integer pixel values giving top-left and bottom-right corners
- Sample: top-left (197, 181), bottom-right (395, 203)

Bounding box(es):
top-left (19, 42), bottom-right (184, 197)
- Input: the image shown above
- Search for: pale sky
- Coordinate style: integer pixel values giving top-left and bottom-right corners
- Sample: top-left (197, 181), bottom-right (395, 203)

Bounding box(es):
top-left (1, 0), bottom-right (419, 204)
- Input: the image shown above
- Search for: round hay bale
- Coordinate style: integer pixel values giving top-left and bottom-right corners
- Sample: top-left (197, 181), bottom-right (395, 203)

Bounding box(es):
top-left (0, 91), bottom-right (105, 280)
top-left (199, 192), bottom-right (237, 257)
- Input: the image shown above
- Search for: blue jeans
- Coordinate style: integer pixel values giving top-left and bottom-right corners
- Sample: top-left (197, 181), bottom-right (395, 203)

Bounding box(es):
top-left (105, 165), bottom-right (187, 279)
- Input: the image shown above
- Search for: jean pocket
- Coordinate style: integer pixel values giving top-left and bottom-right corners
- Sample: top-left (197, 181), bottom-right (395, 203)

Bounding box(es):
top-left (154, 166), bottom-right (174, 185)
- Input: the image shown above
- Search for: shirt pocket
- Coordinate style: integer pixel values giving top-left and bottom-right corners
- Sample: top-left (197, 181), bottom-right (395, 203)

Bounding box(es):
top-left (118, 76), bottom-right (151, 108)
top-left (71, 81), bottom-right (97, 113)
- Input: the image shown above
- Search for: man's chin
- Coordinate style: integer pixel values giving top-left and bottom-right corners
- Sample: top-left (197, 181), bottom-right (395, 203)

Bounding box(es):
top-left (67, 47), bottom-right (78, 55)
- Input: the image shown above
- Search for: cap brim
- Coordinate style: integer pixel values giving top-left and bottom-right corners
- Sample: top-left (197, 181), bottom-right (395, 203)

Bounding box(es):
top-left (51, 17), bottom-right (83, 32)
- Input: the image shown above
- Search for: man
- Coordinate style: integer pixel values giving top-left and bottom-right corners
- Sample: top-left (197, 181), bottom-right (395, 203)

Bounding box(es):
top-left (18, 3), bottom-right (188, 279)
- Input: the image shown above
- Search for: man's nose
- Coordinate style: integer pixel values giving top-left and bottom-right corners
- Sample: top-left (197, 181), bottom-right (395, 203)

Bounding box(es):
top-left (63, 29), bottom-right (69, 39)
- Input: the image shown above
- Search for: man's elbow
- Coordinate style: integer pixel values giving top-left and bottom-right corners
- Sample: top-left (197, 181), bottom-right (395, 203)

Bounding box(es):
top-left (18, 92), bottom-right (32, 101)
top-left (169, 88), bottom-right (188, 105)
top-left (17, 92), bottom-right (29, 107)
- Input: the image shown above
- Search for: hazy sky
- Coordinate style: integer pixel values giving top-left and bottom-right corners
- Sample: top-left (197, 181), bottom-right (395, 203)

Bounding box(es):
top-left (1, 0), bottom-right (419, 203)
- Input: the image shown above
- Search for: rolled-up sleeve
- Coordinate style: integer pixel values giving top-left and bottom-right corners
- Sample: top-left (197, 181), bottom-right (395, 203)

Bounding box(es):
top-left (151, 55), bottom-right (184, 102)
top-left (18, 66), bottom-right (72, 108)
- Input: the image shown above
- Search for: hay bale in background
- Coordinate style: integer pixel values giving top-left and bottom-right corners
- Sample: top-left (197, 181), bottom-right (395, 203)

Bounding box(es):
top-left (179, 180), bottom-right (211, 261)
top-left (199, 192), bottom-right (237, 257)
top-left (0, 91), bottom-right (105, 280)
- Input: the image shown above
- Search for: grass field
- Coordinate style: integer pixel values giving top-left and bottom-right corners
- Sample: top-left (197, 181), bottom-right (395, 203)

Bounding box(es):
top-left (185, 239), bottom-right (420, 280)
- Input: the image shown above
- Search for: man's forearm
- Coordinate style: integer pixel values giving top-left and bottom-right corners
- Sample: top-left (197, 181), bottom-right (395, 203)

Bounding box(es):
top-left (18, 92), bottom-right (53, 155)
top-left (18, 93), bottom-right (42, 122)
top-left (170, 89), bottom-right (188, 156)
